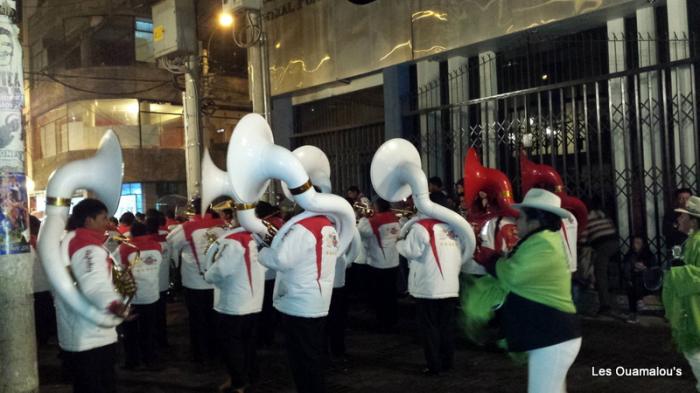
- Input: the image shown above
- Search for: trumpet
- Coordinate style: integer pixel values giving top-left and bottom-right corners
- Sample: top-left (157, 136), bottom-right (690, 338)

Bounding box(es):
top-left (211, 199), bottom-right (235, 215)
top-left (353, 202), bottom-right (415, 219)
top-left (109, 234), bottom-right (140, 305)
top-left (353, 202), bottom-right (373, 217)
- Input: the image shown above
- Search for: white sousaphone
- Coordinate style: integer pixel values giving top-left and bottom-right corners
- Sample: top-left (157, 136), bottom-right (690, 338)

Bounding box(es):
top-left (280, 145), bottom-right (332, 198)
top-left (37, 131), bottom-right (124, 327)
top-left (226, 113), bottom-right (355, 254)
top-left (280, 144), bottom-right (361, 263)
top-left (200, 148), bottom-right (267, 268)
top-left (370, 138), bottom-right (476, 263)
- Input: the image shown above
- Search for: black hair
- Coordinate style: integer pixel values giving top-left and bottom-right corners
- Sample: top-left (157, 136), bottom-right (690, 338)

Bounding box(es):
top-left (145, 216), bottom-right (160, 235)
top-left (255, 201), bottom-right (279, 219)
top-left (135, 212), bottom-right (146, 222)
top-left (166, 209), bottom-right (175, 219)
top-left (430, 192), bottom-right (449, 207)
top-left (347, 185), bottom-right (360, 194)
top-left (67, 199), bottom-right (108, 230)
top-left (428, 176), bottom-right (443, 188)
top-left (109, 216), bottom-right (118, 226)
top-left (145, 208), bottom-right (160, 219)
top-left (374, 198), bottom-right (391, 212)
top-left (520, 207), bottom-right (561, 232)
top-left (677, 188), bottom-right (693, 196)
top-left (119, 211), bottom-right (135, 225)
top-left (130, 222), bottom-right (148, 237)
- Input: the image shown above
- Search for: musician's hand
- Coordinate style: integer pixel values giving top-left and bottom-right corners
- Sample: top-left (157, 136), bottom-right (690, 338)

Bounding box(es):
top-left (252, 233), bottom-right (270, 251)
top-left (634, 262), bottom-right (647, 271)
top-left (107, 301), bottom-right (134, 320)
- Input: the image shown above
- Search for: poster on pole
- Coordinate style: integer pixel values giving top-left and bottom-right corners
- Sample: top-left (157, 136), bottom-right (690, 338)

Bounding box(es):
top-left (0, 171), bottom-right (29, 255)
top-left (0, 1), bottom-right (23, 172)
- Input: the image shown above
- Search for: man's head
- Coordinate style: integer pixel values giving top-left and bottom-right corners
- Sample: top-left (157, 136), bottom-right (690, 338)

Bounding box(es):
top-left (346, 185), bottom-right (361, 201)
top-left (428, 176), bottom-right (443, 193)
top-left (676, 195), bottom-right (700, 234)
top-left (119, 212), bottom-right (135, 226)
top-left (130, 222), bottom-right (148, 238)
top-left (676, 188), bottom-right (692, 208)
top-left (373, 198), bottom-right (391, 213)
top-left (67, 199), bottom-right (109, 232)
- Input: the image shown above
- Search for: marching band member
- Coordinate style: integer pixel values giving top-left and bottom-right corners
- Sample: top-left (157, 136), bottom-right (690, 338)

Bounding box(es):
top-left (166, 199), bottom-right (225, 362)
top-left (148, 213), bottom-right (172, 348)
top-left (328, 221), bottom-right (361, 363)
top-left (59, 199), bottom-right (131, 393)
top-left (396, 194), bottom-right (464, 376)
top-left (225, 113), bottom-right (355, 393)
top-left (257, 202), bottom-right (284, 347)
top-left (113, 222), bottom-right (163, 370)
top-left (464, 189), bottom-right (581, 393)
top-left (38, 131), bottom-right (128, 393)
top-left (663, 195), bottom-right (700, 391)
top-left (462, 148), bottom-right (519, 276)
top-left (118, 212), bottom-right (135, 235)
top-left (357, 198), bottom-right (401, 332)
top-left (256, 212), bottom-right (339, 393)
top-left (204, 205), bottom-right (277, 393)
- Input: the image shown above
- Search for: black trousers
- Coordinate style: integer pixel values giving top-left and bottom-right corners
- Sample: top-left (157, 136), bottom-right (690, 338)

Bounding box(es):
top-left (218, 312), bottom-right (259, 389)
top-left (64, 343), bottom-right (116, 393)
top-left (155, 291), bottom-right (169, 347)
top-left (259, 279), bottom-right (277, 346)
top-left (281, 313), bottom-right (327, 393)
top-left (627, 275), bottom-right (646, 313)
top-left (34, 291), bottom-right (56, 346)
top-left (369, 266), bottom-right (399, 331)
top-left (327, 286), bottom-right (348, 357)
top-left (122, 302), bottom-right (158, 367)
top-left (184, 288), bottom-right (217, 361)
top-left (416, 298), bottom-right (457, 373)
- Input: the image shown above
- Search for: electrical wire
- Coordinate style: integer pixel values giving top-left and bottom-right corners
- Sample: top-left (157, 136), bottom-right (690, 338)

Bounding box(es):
top-left (25, 71), bottom-right (170, 83)
top-left (38, 73), bottom-right (171, 96)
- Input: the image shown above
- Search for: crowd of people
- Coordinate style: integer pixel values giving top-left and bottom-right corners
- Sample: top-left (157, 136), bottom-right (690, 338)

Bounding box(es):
top-left (29, 180), bottom-right (700, 393)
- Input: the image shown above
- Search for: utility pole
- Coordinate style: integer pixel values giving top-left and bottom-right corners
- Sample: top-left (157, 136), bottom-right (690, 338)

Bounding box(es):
top-left (183, 54), bottom-right (202, 201)
top-left (0, 0), bottom-right (40, 392)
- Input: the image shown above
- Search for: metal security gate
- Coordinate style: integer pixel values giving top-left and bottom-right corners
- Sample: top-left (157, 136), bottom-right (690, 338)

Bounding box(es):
top-left (291, 87), bottom-right (385, 198)
top-left (403, 38), bottom-right (700, 261)
top-left (290, 121), bottom-right (384, 199)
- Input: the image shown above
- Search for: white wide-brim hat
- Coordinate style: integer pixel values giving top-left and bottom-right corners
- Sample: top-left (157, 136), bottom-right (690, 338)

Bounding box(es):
top-left (511, 188), bottom-right (572, 219)
top-left (675, 195), bottom-right (700, 218)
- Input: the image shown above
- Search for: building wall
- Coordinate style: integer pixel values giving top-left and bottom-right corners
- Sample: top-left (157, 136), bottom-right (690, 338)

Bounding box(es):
top-left (23, 0), bottom-right (251, 211)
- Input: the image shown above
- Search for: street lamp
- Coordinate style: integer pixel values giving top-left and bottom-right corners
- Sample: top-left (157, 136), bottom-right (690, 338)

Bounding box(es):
top-left (218, 11), bottom-right (234, 28)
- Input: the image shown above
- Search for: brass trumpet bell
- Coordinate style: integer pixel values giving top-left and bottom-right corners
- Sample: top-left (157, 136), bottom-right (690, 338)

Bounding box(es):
top-left (211, 199), bottom-right (235, 214)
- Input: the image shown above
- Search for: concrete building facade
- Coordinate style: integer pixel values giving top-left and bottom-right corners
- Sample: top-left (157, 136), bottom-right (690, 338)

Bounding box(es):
top-left (23, 0), bottom-right (250, 217)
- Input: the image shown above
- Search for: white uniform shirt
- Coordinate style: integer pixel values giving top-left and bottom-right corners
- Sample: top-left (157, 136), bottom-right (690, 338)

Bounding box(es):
top-left (204, 228), bottom-right (265, 315)
top-left (56, 228), bottom-right (121, 352)
top-left (112, 235), bottom-right (162, 305)
top-left (166, 216), bottom-right (224, 290)
top-left (258, 215), bottom-right (338, 318)
top-left (156, 229), bottom-right (171, 293)
top-left (334, 227), bottom-right (361, 288)
top-left (357, 212), bottom-right (400, 269)
top-left (397, 219), bottom-right (463, 299)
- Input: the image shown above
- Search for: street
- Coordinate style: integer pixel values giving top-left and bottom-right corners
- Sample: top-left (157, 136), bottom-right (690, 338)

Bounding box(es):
top-left (36, 288), bottom-right (696, 393)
